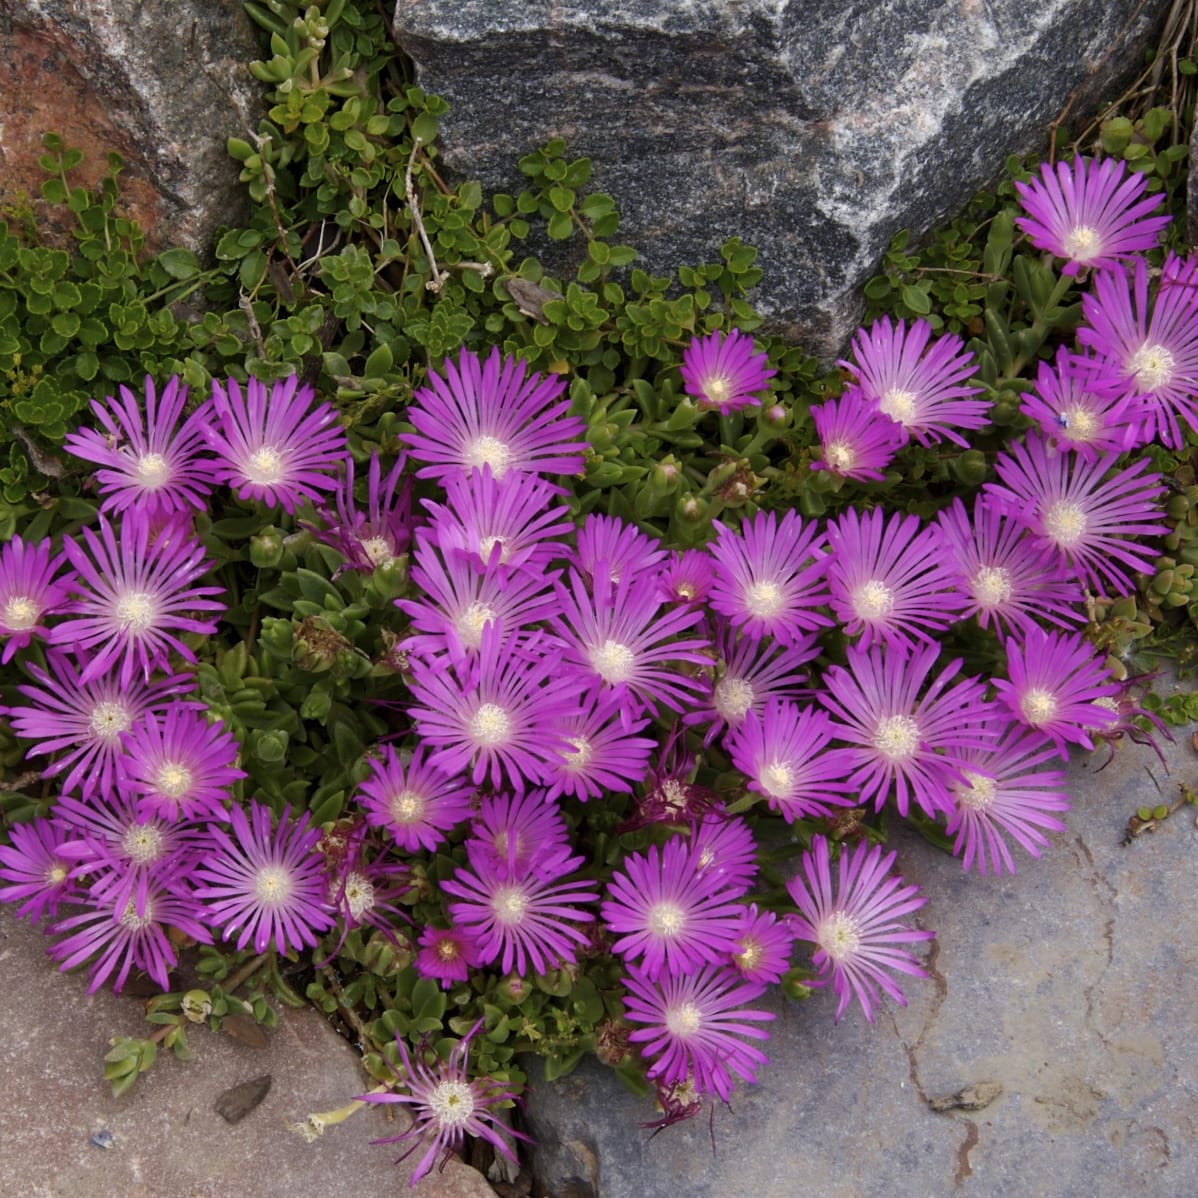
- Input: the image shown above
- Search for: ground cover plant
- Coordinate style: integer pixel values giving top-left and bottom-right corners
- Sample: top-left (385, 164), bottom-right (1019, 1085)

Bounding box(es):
top-left (3, 0), bottom-right (1198, 1186)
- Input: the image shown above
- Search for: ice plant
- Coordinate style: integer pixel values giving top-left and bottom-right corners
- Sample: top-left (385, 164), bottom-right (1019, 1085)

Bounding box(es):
top-left (1020, 348), bottom-right (1138, 459)
top-left (203, 373), bottom-right (349, 513)
top-left (0, 535), bottom-right (73, 663)
top-left (1014, 155), bottom-right (1171, 276)
top-left (50, 510), bottom-right (224, 686)
top-left (63, 375), bottom-right (215, 516)
top-left (841, 317), bottom-right (989, 446)
top-left (809, 388), bottom-right (908, 481)
top-left (315, 450), bottom-right (412, 573)
top-left (679, 328), bottom-right (777, 413)
top-left (401, 345), bottom-right (588, 482)
top-left (414, 924), bottom-right (485, 990)
top-left (575, 513), bottom-right (668, 585)
top-left (621, 962), bottom-right (775, 1101)
top-left (467, 789), bottom-right (573, 879)
top-left (786, 835), bottom-right (933, 1023)
top-left (355, 744), bottom-right (475, 853)
top-left (359, 1020), bottom-right (528, 1185)
top-left (192, 801), bottom-right (336, 956)
top-left (0, 817), bottom-right (78, 922)
top-left (730, 903), bottom-right (794, 985)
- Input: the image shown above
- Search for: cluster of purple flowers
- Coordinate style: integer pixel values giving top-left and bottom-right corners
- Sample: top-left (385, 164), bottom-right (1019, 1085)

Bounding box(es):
top-left (0, 148), bottom-right (1181, 1165)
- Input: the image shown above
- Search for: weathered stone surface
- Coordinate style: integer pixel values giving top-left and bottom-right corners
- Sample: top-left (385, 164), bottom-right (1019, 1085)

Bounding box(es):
top-left (0, 0), bottom-right (262, 254)
top-left (0, 911), bottom-right (497, 1198)
top-left (394, 0), bottom-right (1170, 357)
top-left (523, 709), bottom-right (1198, 1197)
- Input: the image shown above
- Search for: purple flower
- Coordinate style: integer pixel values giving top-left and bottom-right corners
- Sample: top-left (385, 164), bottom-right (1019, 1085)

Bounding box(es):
top-left (414, 924), bottom-right (485, 990)
top-left (441, 846), bottom-right (597, 976)
top-left (314, 451), bottom-right (412, 573)
top-left (992, 626), bottom-right (1119, 754)
top-left (691, 815), bottom-right (758, 896)
top-left (935, 495), bottom-right (1084, 642)
top-left (658, 548), bottom-right (715, 606)
top-left (402, 346), bottom-right (588, 483)
top-left (826, 507), bottom-right (967, 649)
top-left (1020, 348), bottom-right (1139, 459)
top-left (0, 817), bottom-right (78, 922)
top-left (619, 725), bottom-right (723, 831)
top-left (726, 699), bottom-right (859, 822)
top-left (1014, 156), bottom-right (1171, 276)
top-left (1077, 254), bottom-right (1198, 449)
top-left (944, 722), bottom-right (1070, 875)
top-left (786, 835), bottom-right (933, 1023)
top-left (621, 962), bottom-right (775, 1101)
top-left (467, 790), bottom-right (572, 879)
top-left (841, 317), bottom-right (988, 447)
top-left (0, 535), bottom-right (73, 663)
top-left (680, 328), bottom-right (776, 413)
top-left (192, 801), bottom-right (336, 956)
top-left (119, 708), bottom-right (246, 822)
top-left (601, 836), bottom-right (745, 981)
top-left (575, 513), bottom-right (668, 586)
top-left (63, 375), bottom-right (216, 516)
top-left (359, 1020), bottom-right (530, 1184)
top-left (986, 432), bottom-right (1167, 595)
top-left (203, 374), bottom-right (349, 513)
top-left (707, 509), bottom-right (832, 646)
top-left (407, 624), bottom-right (576, 793)
top-left (730, 903), bottom-right (794, 985)
top-left (355, 744), bottom-right (474, 853)
top-left (2, 653), bottom-right (197, 798)
top-left (820, 641), bottom-right (993, 818)
top-left (50, 511), bottom-right (224, 686)
top-left (809, 388), bottom-right (908, 481)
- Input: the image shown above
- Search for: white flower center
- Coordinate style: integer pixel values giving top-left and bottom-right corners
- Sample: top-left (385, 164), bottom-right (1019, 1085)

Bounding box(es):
top-left (744, 579), bottom-right (785, 619)
top-left (342, 871), bottom-right (375, 920)
top-left (465, 435), bottom-right (513, 479)
top-left (735, 939), bottom-right (762, 972)
top-left (826, 440), bottom-right (856, 472)
top-left (155, 762), bottom-right (193, 799)
top-left (879, 387), bottom-right (917, 425)
top-left (3, 595), bottom-right (40, 631)
top-left (1129, 342), bottom-right (1175, 393)
top-left (359, 536), bottom-right (394, 568)
top-left (122, 822), bottom-right (165, 864)
top-left (89, 699), bottom-right (132, 743)
top-left (972, 565), bottom-right (1013, 608)
top-left (255, 865), bottom-right (294, 906)
top-left (135, 452), bottom-right (171, 489)
top-left (492, 885), bottom-right (528, 925)
top-left (245, 446), bottom-right (286, 485)
top-left (469, 702), bottom-right (511, 747)
top-left (665, 1000), bottom-right (703, 1037)
top-left (589, 638), bottom-right (636, 683)
top-left (819, 910), bottom-right (861, 961)
top-left (1062, 224), bottom-right (1101, 261)
top-left (115, 590), bottom-right (157, 633)
top-left (647, 902), bottom-right (686, 938)
top-left (428, 1080), bottom-right (476, 1127)
top-left (713, 676), bottom-right (755, 723)
top-left (1043, 499), bottom-right (1087, 549)
top-left (1021, 687), bottom-right (1058, 726)
top-left (564, 734), bottom-right (592, 772)
top-left (389, 788), bottom-right (424, 823)
top-left (956, 769), bottom-right (997, 811)
top-left (1058, 407), bottom-right (1097, 442)
top-left (454, 601), bottom-right (495, 649)
top-left (701, 375), bottom-right (731, 406)
top-left (873, 714), bottom-right (920, 760)
top-left (760, 760), bottom-right (794, 799)
top-left (852, 579), bottom-right (895, 622)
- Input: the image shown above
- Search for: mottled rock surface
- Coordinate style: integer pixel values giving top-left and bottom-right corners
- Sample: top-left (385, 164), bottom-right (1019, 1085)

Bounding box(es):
top-left (523, 714), bottom-right (1198, 1197)
top-left (394, 0), bottom-right (1170, 356)
top-left (0, 0), bottom-right (262, 253)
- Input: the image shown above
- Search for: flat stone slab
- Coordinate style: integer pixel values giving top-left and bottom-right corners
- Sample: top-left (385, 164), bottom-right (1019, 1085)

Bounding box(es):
top-left (524, 707), bottom-right (1198, 1197)
top-left (0, 912), bottom-right (496, 1198)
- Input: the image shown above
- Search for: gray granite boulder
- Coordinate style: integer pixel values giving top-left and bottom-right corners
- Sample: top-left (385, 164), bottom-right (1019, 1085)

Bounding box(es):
top-left (394, 0), bottom-right (1170, 357)
top-left (522, 711), bottom-right (1198, 1197)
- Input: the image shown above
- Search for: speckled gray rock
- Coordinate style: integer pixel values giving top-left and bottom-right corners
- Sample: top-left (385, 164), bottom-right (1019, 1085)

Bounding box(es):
top-left (394, 0), bottom-right (1169, 357)
top-left (0, 0), bottom-right (261, 253)
top-left (522, 715), bottom-right (1198, 1198)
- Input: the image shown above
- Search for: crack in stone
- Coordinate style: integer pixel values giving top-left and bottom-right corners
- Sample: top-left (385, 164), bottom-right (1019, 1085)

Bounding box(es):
top-left (953, 1119), bottom-right (979, 1185)
top-left (1071, 831), bottom-right (1117, 1038)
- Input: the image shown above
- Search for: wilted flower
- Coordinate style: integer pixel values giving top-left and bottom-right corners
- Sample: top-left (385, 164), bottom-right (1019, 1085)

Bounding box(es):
top-left (315, 450), bottom-right (412, 573)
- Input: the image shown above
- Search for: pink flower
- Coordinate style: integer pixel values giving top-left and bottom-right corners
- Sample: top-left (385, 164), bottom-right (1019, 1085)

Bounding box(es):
top-left (809, 388), bottom-right (908, 481)
top-left (0, 535), bottom-right (73, 663)
top-left (355, 744), bottom-right (474, 853)
top-left (680, 328), bottom-right (776, 413)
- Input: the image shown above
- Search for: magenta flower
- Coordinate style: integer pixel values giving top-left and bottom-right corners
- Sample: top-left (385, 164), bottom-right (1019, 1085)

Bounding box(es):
top-left (402, 346), bottom-right (588, 483)
top-left (47, 876), bottom-right (212, 994)
top-left (203, 374), bottom-right (349, 513)
top-left (621, 962), bottom-right (774, 1101)
top-left (192, 801), bottom-right (336, 956)
top-left (120, 708), bottom-right (245, 822)
top-left (2, 653), bottom-right (197, 798)
top-left (986, 432), bottom-right (1167, 594)
top-left (441, 847), bottom-right (597, 976)
top-left (601, 836), bottom-right (745, 981)
top-left (809, 388), bottom-right (908, 481)
top-left (1014, 156), bottom-right (1171, 276)
top-left (1020, 348), bottom-right (1139, 459)
top-left (992, 626), bottom-right (1119, 754)
top-left (467, 789), bottom-right (573, 879)
top-left (0, 817), bottom-right (79, 922)
top-left (314, 450), bottom-right (412, 573)
top-left (359, 1020), bottom-right (529, 1184)
top-left (407, 624), bottom-right (576, 792)
top-left (935, 495), bottom-right (1084, 642)
top-left (840, 317), bottom-right (988, 446)
top-left (414, 924), bottom-right (485, 990)
top-left (826, 507), bottom-right (967, 649)
top-left (726, 699), bottom-right (859, 822)
top-left (1076, 254), bottom-right (1198, 450)
top-left (49, 511), bottom-right (224, 686)
top-left (707, 508), bottom-right (832, 646)
top-left (730, 903), bottom-right (794, 985)
top-left (575, 513), bottom-right (668, 586)
top-left (691, 815), bottom-right (758, 896)
top-left (550, 567), bottom-right (710, 717)
top-left (620, 724), bottom-right (723, 830)
top-left (786, 835), bottom-right (933, 1023)
top-left (944, 722), bottom-right (1070, 875)
top-left (658, 548), bottom-right (715, 606)
top-left (0, 535), bottom-right (73, 663)
top-left (355, 744), bottom-right (474, 853)
top-left (680, 328), bottom-right (776, 413)
top-left (63, 375), bottom-right (215, 516)
top-left (820, 641), bottom-right (993, 818)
